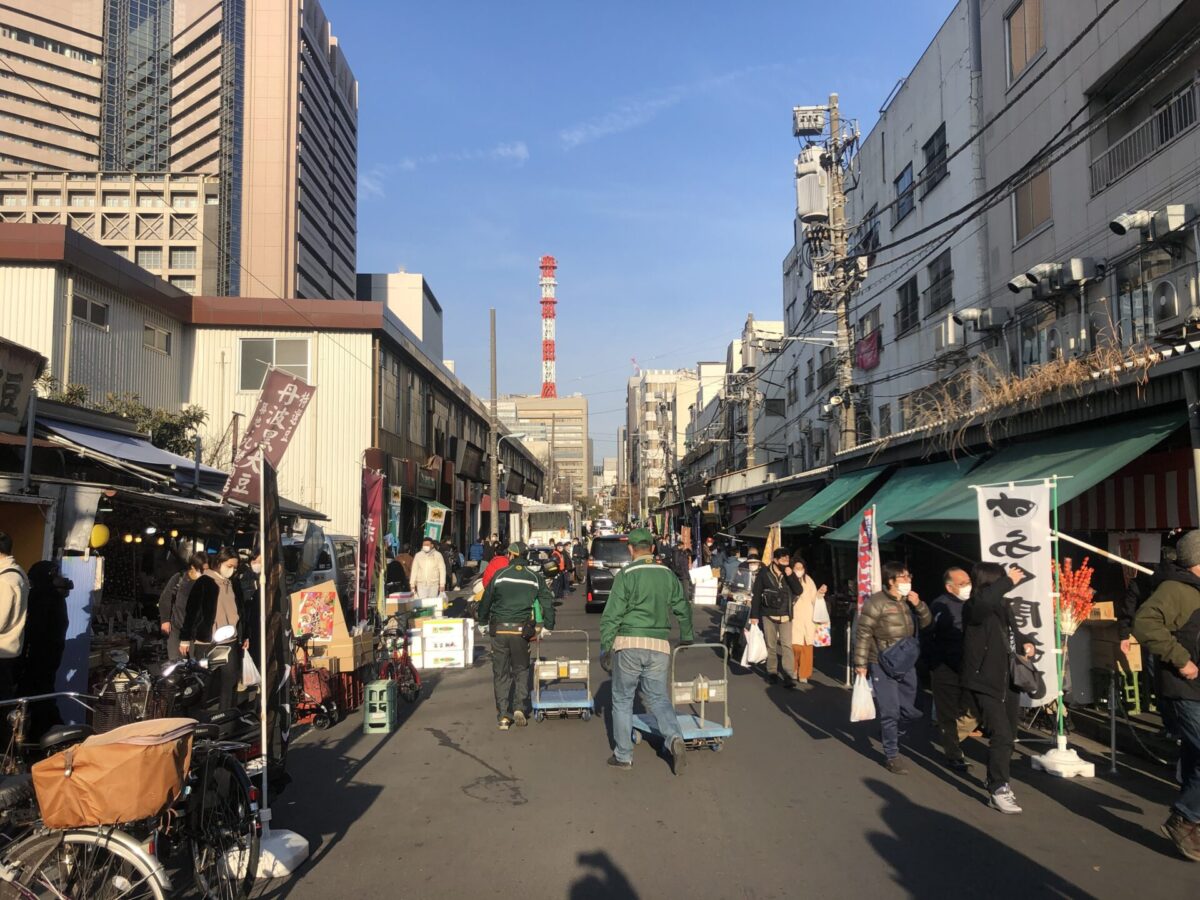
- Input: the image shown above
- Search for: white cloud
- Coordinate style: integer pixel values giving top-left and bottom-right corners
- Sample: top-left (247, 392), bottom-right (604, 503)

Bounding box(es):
top-left (358, 141), bottom-right (530, 199)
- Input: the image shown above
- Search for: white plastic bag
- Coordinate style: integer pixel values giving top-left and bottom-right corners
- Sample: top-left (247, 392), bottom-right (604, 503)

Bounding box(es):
top-left (739, 625), bottom-right (768, 667)
top-left (850, 674), bottom-right (876, 722)
top-left (241, 653), bottom-right (261, 688)
top-left (812, 594), bottom-right (831, 625)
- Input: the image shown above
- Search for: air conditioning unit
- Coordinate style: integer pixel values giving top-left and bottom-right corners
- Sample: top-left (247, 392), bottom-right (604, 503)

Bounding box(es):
top-left (1088, 310), bottom-right (1118, 349)
top-left (935, 314), bottom-right (964, 353)
top-left (1151, 204), bottom-right (1194, 241)
top-left (1061, 257), bottom-right (1101, 283)
top-left (1048, 314), bottom-right (1085, 358)
top-left (975, 307), bottom-right (1012, 330)
top-left (1151, 270), bottom-right (1196, 332)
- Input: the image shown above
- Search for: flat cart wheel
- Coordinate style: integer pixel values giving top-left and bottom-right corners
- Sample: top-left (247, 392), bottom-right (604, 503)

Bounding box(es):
top-left (630, 729), bottom-right (641, 746)
top-left (712, 741), bottom-right (724, 752)
top-left (581, 710), bottom-right (591, 722)
top-left (534, 710), bottom-right (545, 723)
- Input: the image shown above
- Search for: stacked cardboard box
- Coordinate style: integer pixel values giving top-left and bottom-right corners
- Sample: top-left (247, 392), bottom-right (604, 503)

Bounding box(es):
top-left (689, 565), bottom-right (719, 606)
top-left (1084, 618), bottom-right (1142, 672)
top-left (419, 619), bottom-right (475, 669)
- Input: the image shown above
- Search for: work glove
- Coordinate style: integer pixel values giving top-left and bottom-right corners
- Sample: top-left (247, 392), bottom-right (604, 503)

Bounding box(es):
top-left (599, 650), bottom-right (613, 674)
top-left (541, 629), bottom-right (552, 639)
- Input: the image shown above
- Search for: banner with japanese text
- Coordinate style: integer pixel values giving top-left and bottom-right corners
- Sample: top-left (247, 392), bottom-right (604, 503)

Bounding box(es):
top-left (423, 501), bottom-right (448, 541)
top-left (259, 457), bottom-right (292, 782)
top-left (359, 467), bottom-right (384, 621)
top-left (856, 507), bottom-right (881, 611)
top-left (223, 369), bottom-right (316, 502)
top-left (975, 482), bottom-right (1059, 706)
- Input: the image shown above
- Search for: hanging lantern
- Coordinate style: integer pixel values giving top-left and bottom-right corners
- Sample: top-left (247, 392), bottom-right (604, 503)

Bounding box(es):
top-left (134, 536), bottom-right (143, 544)
top-left (156, 536), bottom-right (165, 546)
top-left (169, 529), bottom-right (179, 538)
top-left (89, 524), bottom-right (111, 549)
top-left (123, 533), bottom-right (134, 544)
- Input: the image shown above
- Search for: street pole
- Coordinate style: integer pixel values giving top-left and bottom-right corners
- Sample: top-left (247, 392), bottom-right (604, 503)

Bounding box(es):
top-left (828, 92), bottom-right (856, 452)
top-left (489, 308), bottom-right (500, 542)
top-left (745, 381), bottom-right (758, 468)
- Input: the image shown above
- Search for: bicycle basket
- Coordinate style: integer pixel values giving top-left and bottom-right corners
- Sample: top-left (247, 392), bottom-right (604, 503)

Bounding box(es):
top-left (32, 718), bottom-right (196, 828)
top-left (93, 678), bottom-right (154, 733)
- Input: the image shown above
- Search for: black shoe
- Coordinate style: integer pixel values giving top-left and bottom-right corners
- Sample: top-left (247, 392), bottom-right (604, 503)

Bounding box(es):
top-left (498, 717), bottom-right (513, 731)
top-left (948, 758), bottom-right (971, 773)
top-left (607, 755), bottom-right (632, 770)
top-left (670, 737), bottom-right (687, 776)
top-left (767, 674), bottom-right (781, 685)
top-left (781, 676), bottom-right (797, 690)
top-left (884, 757), bottom-right (908, 775)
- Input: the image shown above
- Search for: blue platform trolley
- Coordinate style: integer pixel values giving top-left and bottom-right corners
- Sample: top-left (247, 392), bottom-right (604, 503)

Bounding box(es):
top-left (532, 629), bottom-right (594, 721)
top-left (631, 643), bottom-right (732, 752)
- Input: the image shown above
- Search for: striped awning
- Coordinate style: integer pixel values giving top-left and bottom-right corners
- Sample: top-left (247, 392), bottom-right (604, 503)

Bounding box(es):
top-left (1059, 447), bottom-right (1196, 532)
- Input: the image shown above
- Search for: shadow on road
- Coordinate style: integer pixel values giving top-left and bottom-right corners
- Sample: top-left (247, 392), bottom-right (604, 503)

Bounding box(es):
top-left (864, 777), bottom-right (1099, 898)
top-left (568, 850), bottom-right (639, 899)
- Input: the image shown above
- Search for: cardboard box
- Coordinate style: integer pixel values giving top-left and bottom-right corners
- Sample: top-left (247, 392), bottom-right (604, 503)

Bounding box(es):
top-left (423, 619), bottom-right (467, 653)
top-left (693, 584), bottom-right (719, 606)
top-left (422, 650), bottom-right (466, 669)
top-left (311, 655), bottom-right (341, 677)
top-left (1088, 601), bottom-right (1116, 621)
top-left (1092, 637), bottom-right (1143, 672)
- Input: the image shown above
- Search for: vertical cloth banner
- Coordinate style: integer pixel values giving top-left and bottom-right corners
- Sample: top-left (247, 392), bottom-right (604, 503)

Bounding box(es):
top-left (259, 456), bottom-right (292, 788)
top-left (974, 481), bottom-right (1059, 706)
top-left (856, 506), bottom-right (881, 611)
top-left (359, 467), bottom-right (384, 622)
top-left (423, 501), bottom-right (448, 541)
top-left (223, 369), bottom-right (316, 502)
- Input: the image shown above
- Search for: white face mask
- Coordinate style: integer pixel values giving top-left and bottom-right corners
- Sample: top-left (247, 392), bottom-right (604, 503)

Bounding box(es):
top-left (956, 586), bottom-right (972, 601)
top-left (219, 565), bottom-right (237, 580)
top-left (251, 562), bottom-right (262, 575)
top-left (422, 546), bottom-right (434, 554)
top-left (895, 581), bottom-right (912, 597)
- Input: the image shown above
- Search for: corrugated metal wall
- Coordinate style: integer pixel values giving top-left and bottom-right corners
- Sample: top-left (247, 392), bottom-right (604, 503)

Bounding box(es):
top-left (0, 265), bottom-right (66, 378)
top-left (188, 328), bottom-right (372, 534)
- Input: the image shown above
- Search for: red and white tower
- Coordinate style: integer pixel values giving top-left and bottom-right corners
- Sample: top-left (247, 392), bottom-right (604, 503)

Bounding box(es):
top-left (539, 255), bottom-right (558, 398)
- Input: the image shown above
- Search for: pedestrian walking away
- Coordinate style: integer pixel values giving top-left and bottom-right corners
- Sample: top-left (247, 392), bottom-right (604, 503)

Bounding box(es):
top-left (785, 555), bottom-right (827, 684)
top-left (853, 561), bottom-right (932, 775)
top-left (478, 542), bottom-right (555, 730)
top-left (751, 548), bottom-right (798, 688)
top-left (922, 566), bottom-right (980, 773)
top-left (961, 562), bottom-right (1035, 814)
top-left (412, 536), bottom-right (448, 600)
top-left (600, 528), bottom-right (694, 774)
top-left (1133, 529), bottom-right (1200, 862)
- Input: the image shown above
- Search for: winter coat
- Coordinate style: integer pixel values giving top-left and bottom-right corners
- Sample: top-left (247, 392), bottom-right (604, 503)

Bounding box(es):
top-left (960, 576), bottom-right (1032, 699)
top-left (852, 590), bottom-right (932, 668)
top-left (787, 572), bottom-right (820, 645)
top-left (410, 549), bottom-right (447, 589)
top-left (478, 560), bottom-right (554, 629)
top-left (751, 565), bottom-right (794, 620)
top-left (181, 570), bottom-right (245, 644)
top-left (922, 592), bottom-right (968, 672)
top-left (600, 556), bottom-right (693, 653)
top-left (481, 555), bottom-right (509, 588)
top-left (0, 557), bottom-right (28, 659)
top-left (1133, 563), bottom-right (1200, 701)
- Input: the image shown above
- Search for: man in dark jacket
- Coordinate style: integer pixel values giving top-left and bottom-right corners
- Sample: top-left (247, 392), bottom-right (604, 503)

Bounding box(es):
top-left (922, 566), bottom-right (979, 772)
top-left (479, 543), bottom-right (555, 730)
top-left (158, 552), bottom-right (207, 661)
top-left (853, 561), bottom-right (932, 774)
top-left (751, 548), bottom-right (797, 688)
top-left (1118, 557), bottom-right (1179, 739)
top-left (1134, 530), bottom-right (1200, 862)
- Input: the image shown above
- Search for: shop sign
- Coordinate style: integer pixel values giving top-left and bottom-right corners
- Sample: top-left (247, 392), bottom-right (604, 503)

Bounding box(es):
top-left (223, 368), bottom-right (316, 502)
top-left (423, 501), bottom-right (447, 541)
top-left (359, 467), bottom-right (384, 620)
top-left (0, 338), bottom-right (46, 435)
top-left (417, 467), bottom-right (438, 497)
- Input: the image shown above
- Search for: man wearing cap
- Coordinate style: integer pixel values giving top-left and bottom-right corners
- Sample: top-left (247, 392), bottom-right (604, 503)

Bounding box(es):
top-left (479, 543), bottom-right (555, 730)
top-left (1134, 529), bottom-right (1200, 862)
top-left (600, 528), bottom-right (694, 775)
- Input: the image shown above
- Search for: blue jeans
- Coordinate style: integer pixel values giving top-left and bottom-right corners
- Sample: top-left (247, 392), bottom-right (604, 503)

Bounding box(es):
top-left (1173, 698), bottom-right (1200, 823)
top-left (610, 648), bottom-right (683, 764)
top-left (869, 662), bottom-right (920, 760)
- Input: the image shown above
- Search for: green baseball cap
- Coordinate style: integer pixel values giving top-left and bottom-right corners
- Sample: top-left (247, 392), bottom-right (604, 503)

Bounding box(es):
top-left (627, 527), bottom-right (654, 546)
top-left (508, 541), bottom-right (526, 555)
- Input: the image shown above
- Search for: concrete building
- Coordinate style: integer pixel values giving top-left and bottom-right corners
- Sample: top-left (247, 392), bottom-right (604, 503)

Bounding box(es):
top-left (0, 0), bottom-right (358, 299)
top-left (356, 271), bottom-right (444, 362)
top-left (496, 394), bottom-right (591, 503)
top-left (0, 223), bottom-right (544, 539)
top-left (625, 368), bottom-right (698, 521)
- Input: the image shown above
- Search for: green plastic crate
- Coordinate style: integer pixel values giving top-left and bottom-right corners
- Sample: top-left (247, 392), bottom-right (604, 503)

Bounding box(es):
top-left (363, 679), bottom-right (399, 734)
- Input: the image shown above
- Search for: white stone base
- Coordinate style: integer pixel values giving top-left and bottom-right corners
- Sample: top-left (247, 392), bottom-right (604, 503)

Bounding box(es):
top-left (1031, 738), bottom-right (1096, 778)
top-left (256, 828), bottom-right (310, 879)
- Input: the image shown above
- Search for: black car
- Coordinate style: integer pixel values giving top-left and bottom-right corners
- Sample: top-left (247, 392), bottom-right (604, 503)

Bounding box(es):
top-left (584, 534), bottom-right (632, 613)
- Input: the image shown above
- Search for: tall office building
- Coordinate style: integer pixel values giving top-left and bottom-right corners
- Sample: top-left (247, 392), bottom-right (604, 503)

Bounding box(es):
top-left (496, 394), bottom-right (592, 503)
top-left (0, 0), bottom-right (357, 299)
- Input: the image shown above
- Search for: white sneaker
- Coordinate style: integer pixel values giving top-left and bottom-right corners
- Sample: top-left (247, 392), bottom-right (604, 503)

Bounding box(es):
top-left (989, 784), bottom-right (1023, 815)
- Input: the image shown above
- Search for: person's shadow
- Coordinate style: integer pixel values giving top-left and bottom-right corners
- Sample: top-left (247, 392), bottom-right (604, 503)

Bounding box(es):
top-left (865, 777), bottom-right (1098, 898)
top-left (569, 851), bottom-right (639, 899)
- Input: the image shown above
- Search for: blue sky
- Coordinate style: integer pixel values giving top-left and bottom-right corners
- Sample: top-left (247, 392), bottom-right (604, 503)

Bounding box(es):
top-left (340, 0), bottom-right (957, 457)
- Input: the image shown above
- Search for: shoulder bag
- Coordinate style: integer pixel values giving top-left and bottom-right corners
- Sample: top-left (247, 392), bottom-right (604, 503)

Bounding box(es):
top-left (1009, 652), bottom-right (1039, 694)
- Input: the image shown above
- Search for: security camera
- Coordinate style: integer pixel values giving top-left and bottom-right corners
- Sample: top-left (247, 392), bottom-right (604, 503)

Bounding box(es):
top-left (1025, 263), bottom-right (1061, 284)
top-left (1007, 274), bottom-right (1032, 293)
top-left (1109, 210), bottom-right (1154, 236)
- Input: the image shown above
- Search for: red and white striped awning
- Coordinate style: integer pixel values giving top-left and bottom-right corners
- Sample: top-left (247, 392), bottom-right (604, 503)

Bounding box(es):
top-left (1059, 448), bottom-right (1196, 532)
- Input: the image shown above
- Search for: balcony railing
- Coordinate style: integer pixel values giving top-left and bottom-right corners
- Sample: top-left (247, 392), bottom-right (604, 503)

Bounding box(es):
top-left (924, 271), bottom-right (954, 316)
top-left (894, 304), bottom-right (920, 337)
top-left (1090, 79), bottom-right (1199, 195)
top-left (817, 361), bottom-right (836, 388)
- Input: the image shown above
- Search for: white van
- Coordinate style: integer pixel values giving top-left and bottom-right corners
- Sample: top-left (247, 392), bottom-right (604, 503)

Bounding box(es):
top-left (282, 528), bottom-right (358, 610)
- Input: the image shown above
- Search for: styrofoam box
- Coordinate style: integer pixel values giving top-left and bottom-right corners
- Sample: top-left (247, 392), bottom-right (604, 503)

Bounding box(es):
top-left (689, 565), bottom-right (718, 585)
top-left (423, 649), bottom-right (467, 669)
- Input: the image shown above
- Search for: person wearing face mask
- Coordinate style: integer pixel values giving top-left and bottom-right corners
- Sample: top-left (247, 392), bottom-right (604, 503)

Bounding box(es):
top-left (158, 552), bottom-right (208, 661)
top-left (853, 561), bottom-right (932, 774)
top-left (922, 567), bottom-right (979, 773)
top-left (411, 537), bottom-right (447, 600)
top-left (180, 548), bottom-right (244, 709)
top-left (785, 555), bottom-right (827, 685)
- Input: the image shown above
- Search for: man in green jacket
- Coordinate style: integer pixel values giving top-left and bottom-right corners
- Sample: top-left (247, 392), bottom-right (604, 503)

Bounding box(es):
top-left (1134, 530), bottom-right (1200, 862)
top-left (479, 543), bottom-right (555, 730)
top-left (600, 528), bottom-right (694, 775)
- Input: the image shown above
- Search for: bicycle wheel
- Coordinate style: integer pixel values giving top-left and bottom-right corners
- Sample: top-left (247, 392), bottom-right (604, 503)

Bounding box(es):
top-left (5, 828), bottom-right (166, 899)
top-left (399, 660), bottom-right (421, 703)
top-left (189, 751), bottom-right (260, 900)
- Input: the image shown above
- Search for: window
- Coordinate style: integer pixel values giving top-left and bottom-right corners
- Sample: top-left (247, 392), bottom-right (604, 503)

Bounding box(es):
top-left (854, 204), bottom-right (881, 264)
top-left (787, 368), bottom-right (799, 407)
top-left (925, 249), bottom-right (954, 315)
top-left (921, 124), bottom-right (948, 195)
top-left (171, 193), bottom-right (198, 209)
top-left (857, 306), bottom-right (881, 340)
top-left (804, 358), bottom-right (815, 396)
top-left (1006, 0), bottom-right (1043, 83)
top-left (893, 163), bottom-right (915, 224)
top-left (169, 275), bottom-right (197, 293)
top-left (898, 394), bottom-right (914, 430)
top-left (0, 193), bottom-right (22, 207)
top-left (143, 324), bottom-right (171, 354)
top-left (68, 192), bottom-right (95, 207)
top-left (102, 192), bottom-right (130, 208)
top-left (137, 193), bottom-right (165, 208)
top-left (33, 192), bottom-right (60, 207)
top-left (878, 403), bottom-right (892, 438)
top-left (895, 277), bottom-right (919, 335)
top-left (135, 247), bottom-right (162, 270)
top-left (239, 338), bottom-right (310, 391)
top-left (817, 347), bottom-right (836, 387)
top-left (764, 398), bottom-right (786, 417)
top-left (71, 295), bottom-right (108, 329)
top-left (1013, 168), bottom-right (1051, 243)
top-left (169, 247), bottom-right (196, 269)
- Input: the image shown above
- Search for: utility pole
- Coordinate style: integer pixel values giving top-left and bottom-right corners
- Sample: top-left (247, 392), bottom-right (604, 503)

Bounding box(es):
top-left (745, 381), bottom-right (758, 468)
top-left (828, 92), bottom-right (856, 452)
top-left (549, 413), bottom-right (557, 503)
top-left (488, 308), bottom-right (500, 541)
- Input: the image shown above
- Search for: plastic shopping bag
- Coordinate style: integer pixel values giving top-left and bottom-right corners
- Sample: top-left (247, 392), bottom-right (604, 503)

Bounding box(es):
top-left (241, 653), bottom-right (261, 688)
top-left (813, 623), bottom-right (832, 648)
top-left (739, 625), bottom-right (768, 668)
top-left (850, 674), bottom-right (876, 722)
top-left (812, 594), bottom-right (831, 625)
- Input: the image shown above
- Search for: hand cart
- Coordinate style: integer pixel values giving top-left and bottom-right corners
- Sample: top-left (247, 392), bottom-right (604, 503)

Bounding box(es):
top-left (631, 643), bottom-right (732, 752)
top-left (532, 629), bottom-right (594, 721)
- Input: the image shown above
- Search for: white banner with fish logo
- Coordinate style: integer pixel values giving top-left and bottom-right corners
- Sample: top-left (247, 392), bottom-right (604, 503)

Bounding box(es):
top-left (974, 482), bottom-right (1059, 706)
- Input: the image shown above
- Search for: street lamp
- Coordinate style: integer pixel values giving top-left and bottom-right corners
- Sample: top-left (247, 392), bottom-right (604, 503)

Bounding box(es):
top-left (489, 431), bottom-right (527, 541)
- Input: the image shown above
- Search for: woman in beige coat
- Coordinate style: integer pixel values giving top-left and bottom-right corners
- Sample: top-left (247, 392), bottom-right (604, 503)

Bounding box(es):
top-left (786, 557), bottom-right (827, 683)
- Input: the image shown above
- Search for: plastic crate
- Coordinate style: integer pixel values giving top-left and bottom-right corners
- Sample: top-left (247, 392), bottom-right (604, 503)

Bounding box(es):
top-left (363, 680), bottom-right (398, 734)
top-left (337, 670), bottom-right (366, 712)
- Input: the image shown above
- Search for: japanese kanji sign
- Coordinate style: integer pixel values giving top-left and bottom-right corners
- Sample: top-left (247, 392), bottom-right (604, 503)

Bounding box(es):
top-left (0, 338), bottom-right (46, 435)
top-left (856, 506), bottom-right (881, 612)
top-left (975, 482), bottom-right (1059, 706)
top-left (358, 466), bottom-right (384, 621)
top-left (222, 368), bottom-right (315, 502)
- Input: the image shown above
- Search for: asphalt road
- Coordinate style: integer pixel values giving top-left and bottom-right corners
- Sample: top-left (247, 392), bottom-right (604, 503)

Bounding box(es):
top-left (261, 588), bottom-right (1197, 899)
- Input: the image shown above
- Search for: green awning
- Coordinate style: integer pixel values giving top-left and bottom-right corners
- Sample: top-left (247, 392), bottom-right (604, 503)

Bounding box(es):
top-left (824, 458), bottom-right (980, 545)
top-left (778, 466), bottom-right (886, 532)
top-left (737, 490), bottom-right (816, 539)
top-left (888, 410), bottom-right (1185, 534)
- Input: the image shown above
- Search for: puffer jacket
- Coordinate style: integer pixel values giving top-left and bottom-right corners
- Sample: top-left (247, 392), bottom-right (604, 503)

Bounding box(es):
top-left (1133, 563), bottom-right (1200, 701)
top-left (852, 590), bottom-right (932, 668)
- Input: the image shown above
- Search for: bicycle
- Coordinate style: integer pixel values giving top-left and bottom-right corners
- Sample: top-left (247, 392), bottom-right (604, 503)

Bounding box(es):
top-left (93, 651), bottom-right (156, 732)
top-left (378, 614), bottom-right (422, 703)
top-left (2, 693), bottom-right (98, 776)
